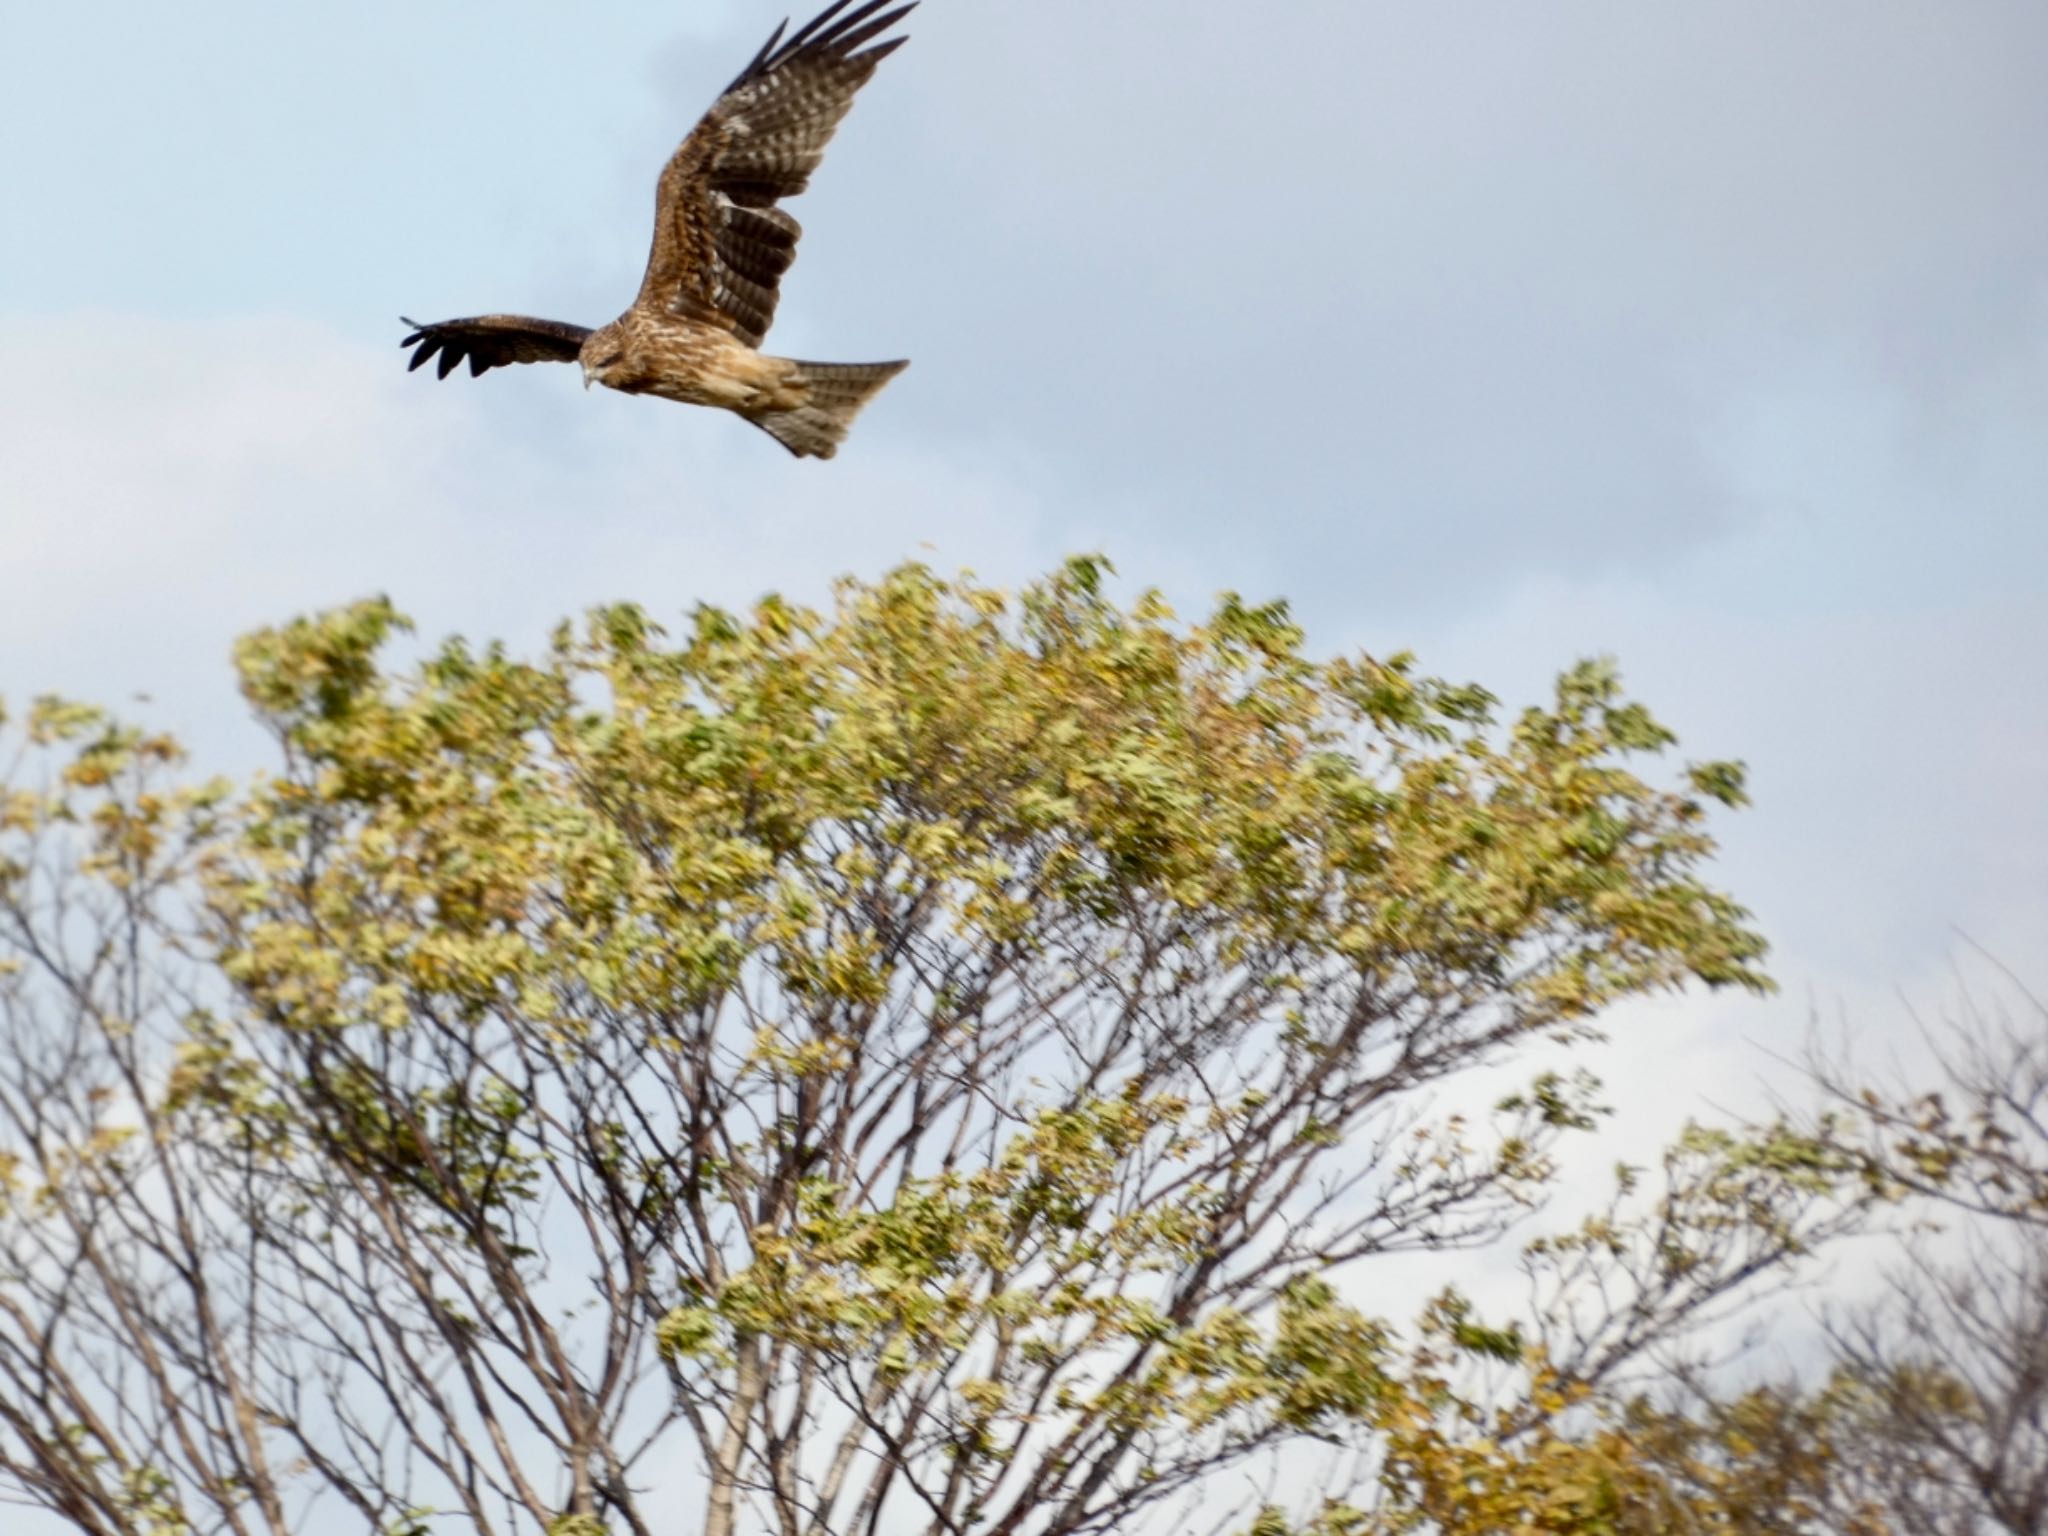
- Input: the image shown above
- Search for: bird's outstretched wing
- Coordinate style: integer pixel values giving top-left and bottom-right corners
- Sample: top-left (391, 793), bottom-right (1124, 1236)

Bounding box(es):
top-left (636, 0), bottom-right (915, 349)
top-left (399, 315), bottom-right (594, 379)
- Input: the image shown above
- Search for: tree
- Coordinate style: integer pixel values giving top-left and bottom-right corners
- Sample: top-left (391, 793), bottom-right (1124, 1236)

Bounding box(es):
top-left (1793, 970), bottom-right (2048, 1535)
top-left (1807, 964), bottom-right (2048, 1229)
top-left (1821, 1231), bottom-right (2048, 1536)
top-left (1, 559), bottom-right (1831, 1536)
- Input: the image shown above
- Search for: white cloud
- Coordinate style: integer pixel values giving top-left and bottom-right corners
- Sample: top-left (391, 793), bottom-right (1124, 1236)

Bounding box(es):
top-left (3, 3), bottom-right (2044, 1528)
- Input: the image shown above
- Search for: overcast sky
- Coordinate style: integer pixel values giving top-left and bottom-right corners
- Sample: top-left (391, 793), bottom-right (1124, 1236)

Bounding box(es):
top-left (4, 0), bottom-right (2045, 1232)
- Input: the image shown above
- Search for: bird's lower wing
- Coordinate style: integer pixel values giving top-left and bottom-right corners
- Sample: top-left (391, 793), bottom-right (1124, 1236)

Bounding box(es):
top-left (399, 315), bottom-right (593, 379)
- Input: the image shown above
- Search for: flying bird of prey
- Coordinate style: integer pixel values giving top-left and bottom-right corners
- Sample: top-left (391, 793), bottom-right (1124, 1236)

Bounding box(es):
top-left (400, 0), bottom-right (914, 459)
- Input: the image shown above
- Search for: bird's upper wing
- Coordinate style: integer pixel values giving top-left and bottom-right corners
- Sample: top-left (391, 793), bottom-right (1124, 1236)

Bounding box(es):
top-left (636, 0), bottom-right (915, 350)
top-left (399, 315), bottom-right (593, 379)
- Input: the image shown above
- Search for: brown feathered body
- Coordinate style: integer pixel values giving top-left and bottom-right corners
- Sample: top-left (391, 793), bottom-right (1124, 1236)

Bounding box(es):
top-left (585, 313), bottom-right (804, 412)
top-left (400, 0), bottom-right (914, 459)
top-left (580, 311), bottom-right (907, 460)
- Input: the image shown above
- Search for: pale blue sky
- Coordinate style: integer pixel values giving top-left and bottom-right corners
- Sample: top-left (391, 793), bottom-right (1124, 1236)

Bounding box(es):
top-left (3, 0), bottom-right (2045, 1145)
top-left (4, 6), bottom-right (2048, 1531)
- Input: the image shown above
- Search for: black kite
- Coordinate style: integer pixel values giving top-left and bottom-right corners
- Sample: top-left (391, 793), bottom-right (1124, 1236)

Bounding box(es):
top-left (401, 0), bottom-right (914, 459)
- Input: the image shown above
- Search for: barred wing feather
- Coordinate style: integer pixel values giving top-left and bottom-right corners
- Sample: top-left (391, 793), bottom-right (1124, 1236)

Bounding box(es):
top-left (638, 0), bottom-right (916, 348)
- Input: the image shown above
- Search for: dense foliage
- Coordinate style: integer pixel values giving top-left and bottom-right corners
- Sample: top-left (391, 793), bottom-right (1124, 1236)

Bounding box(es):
top-left (0, 560), bottom-right (1940, 1536)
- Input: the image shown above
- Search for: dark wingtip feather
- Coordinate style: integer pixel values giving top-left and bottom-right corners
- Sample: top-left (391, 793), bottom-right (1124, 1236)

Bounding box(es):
top-left (752, 0), bottom-right (913, 79)
top-left (435, 346), bottom-right (463, 381)
top-left (833, 6), bottom-right (915, 59)
top-left (780, 0), bottom-right (864, 56)
top-left (851, 30), bottom-right (910, 67)
top-left (727, 19), bottom-right (788, 91)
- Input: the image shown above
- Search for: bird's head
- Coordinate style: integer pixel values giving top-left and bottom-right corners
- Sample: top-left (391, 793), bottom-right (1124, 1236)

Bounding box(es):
top-left (580, 322), bottom-right (630, 391)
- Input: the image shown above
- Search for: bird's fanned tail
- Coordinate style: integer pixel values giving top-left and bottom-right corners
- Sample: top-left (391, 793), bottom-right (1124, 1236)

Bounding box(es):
top-left (748, 359), bottom-right (908, 459)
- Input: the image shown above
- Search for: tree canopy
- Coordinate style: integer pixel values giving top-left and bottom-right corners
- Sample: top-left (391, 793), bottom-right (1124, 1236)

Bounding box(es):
top-left (2, 560), bottom-right (1900, 1536)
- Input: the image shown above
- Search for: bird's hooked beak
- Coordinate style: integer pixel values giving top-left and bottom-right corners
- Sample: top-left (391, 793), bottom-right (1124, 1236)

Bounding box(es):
top-left (580, 360), bottom-right (595, 391)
